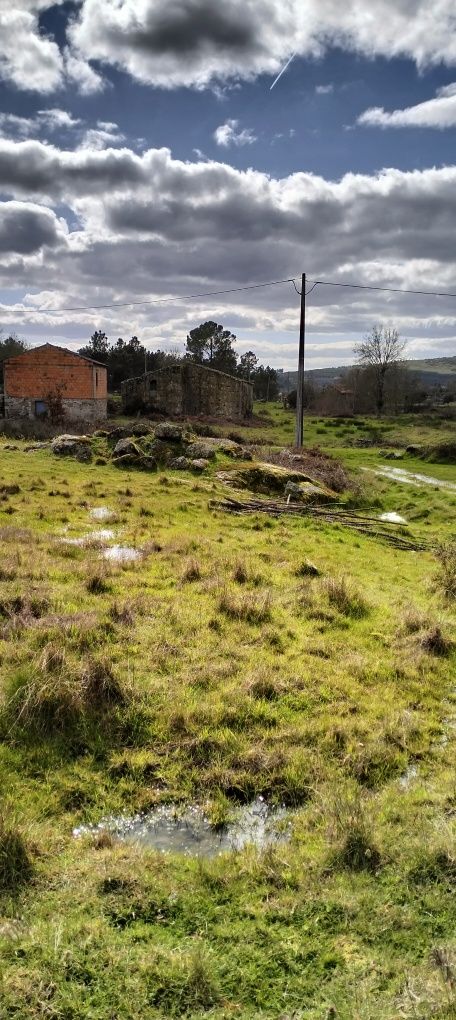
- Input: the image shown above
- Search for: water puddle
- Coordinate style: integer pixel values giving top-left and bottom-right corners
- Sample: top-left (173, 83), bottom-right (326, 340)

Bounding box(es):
top-left (364, 466), bottom-right (456, 491)
top-left (103, 545), bottom-right (141, 563)
top-left (62, 529), bottom-right (116, 546)
top-left (398, 764), bottom-right (419, 788)
top-left (379, 511), bottom-right (408, 524)
top-left (90, 507), bottom-right (116, 521)
top-left (73, 798), bottom-right (290, 857)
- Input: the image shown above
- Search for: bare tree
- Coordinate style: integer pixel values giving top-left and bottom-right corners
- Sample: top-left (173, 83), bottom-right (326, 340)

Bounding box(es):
top-left (354, 325), bottom-right (407, 415)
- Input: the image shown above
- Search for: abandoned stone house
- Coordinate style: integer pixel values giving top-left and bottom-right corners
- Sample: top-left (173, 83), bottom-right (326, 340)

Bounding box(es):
top-left (121, 362), bottom-right (253, 420)
top-left (3, 343), bottom-right (108, 423)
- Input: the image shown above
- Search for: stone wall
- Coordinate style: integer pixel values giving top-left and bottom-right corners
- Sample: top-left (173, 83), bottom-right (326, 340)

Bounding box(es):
top-left (4, 396), bottom-right (107, 423)
top-left (122, 363), bottom-right (253, 420)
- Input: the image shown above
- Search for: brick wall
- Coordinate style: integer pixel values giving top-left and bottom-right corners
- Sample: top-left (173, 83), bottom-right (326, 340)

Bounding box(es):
top-left (4, 344), bottom-right (107, 421)
top-left (121, 363), bottom-right (253, 419)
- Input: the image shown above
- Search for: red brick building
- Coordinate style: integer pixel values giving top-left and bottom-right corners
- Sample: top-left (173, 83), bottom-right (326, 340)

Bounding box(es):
top-left (3, 343), bottom-right (107, 423)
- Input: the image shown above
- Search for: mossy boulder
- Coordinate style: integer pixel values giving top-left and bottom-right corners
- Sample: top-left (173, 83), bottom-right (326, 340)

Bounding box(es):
top-left (284, 480), bottom-right (337, 504)
top-left (52, 435), bottom-right (93, 462)
top-left (187, 442), bottom-right (216, 461)
top-left (154, 422), bottom-right (187, 442)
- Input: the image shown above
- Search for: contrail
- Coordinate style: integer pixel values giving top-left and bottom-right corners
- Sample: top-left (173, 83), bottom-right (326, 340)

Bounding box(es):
top-left (270, 52), bottom-right (296, 90)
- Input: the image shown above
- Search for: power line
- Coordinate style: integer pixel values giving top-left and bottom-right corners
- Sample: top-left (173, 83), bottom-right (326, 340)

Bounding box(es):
top-left (306, 278), bottom-right (456, 300)
top-left (1, 277), bottom-right (296, 317)
top-left (3, 272), bottom-right (456, 319)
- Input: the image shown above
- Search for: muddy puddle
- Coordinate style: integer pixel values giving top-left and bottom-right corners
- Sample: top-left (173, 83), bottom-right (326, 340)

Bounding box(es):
top-left (103, 545), bottom-right (141, 563)
top-left (73, 798), bottom-right (291, 857)
top-left (364, 466), bottom-right (456, 491)
top-left (379, 511), bottom-right (407, 524)
top-left (90, 507), bottom-right (117, 521)
top-left (62, 529), bottom-right (116, 546)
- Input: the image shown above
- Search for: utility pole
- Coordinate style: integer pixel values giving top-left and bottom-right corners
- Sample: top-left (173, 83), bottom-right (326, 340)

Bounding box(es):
top-left (295, 272), bottom-right (306, 448)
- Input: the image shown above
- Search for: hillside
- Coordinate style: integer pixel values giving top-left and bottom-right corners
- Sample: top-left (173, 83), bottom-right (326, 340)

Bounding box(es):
top-left (278, 355), bottom-right (456, 392)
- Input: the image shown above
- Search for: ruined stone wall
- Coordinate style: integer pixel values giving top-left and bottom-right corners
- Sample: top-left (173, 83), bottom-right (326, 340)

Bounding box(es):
top-left (121, 363), bottom-right (253, 419)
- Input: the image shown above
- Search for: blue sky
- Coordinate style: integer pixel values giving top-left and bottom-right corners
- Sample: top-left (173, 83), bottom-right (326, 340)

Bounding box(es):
top-left (1, 1), bottom-right (456, 369)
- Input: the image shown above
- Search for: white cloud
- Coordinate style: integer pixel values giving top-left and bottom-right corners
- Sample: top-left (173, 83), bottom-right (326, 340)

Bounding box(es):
top-left (2, 1), bottom-right (456, 96)
top-left (68, 0), bottom-right (456, 91)
top-left (80, 123), bottom-right (126, 150)
top-left (315, 83), bottom-right (334, 94)
top-left (0, 2), bottom-right (64, 93)
top-left (0, 108), bottom-right (81, 140)
top-left (1, 139), bottom-right (456, 364)
top-left (214, 119), bottom-right (257, 147)
top-left (359, 82), bottom-right (456, 128)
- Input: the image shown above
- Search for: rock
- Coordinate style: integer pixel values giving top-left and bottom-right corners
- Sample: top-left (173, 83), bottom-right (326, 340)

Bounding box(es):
top-left (186, 442), bottom-right (216, 461)
top-left (190, 458), bottom-right (210, 472)
top-left (52, 435), bottom-right (93, 462)
top-left (154, 422), bottom-right (185, 441)
top-left (113, 454), bottom-right (156, 471)
top-left (191, 436), bottom-right (243, 457)
top-left (284, 480), bottom-right (337, 504)
top-left (231, 462), bottom-right (315, 495)
top-left (381, 450), bottom-right (403, 460)
top-left (2, 444), bottom-right (19, 451)
top-left (296, 560), bottom-right (320, 577)
top-left (112, 438), bottom-right (142, 458)
top-left (108, 423), bottom-right (152, 440)
top-left (406, 444), bottom-right (423, 456)
top-left (169, 456), bottom-right (191, 470)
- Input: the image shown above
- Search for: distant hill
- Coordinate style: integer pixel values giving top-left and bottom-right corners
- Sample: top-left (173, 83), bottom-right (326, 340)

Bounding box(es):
top-left (277, 355), bottom-right (456, 392)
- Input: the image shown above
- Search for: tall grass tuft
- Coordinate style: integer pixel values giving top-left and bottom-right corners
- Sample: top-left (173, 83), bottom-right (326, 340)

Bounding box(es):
top-left (435, 542), bottom-right (456, 600)
top-left (218, 589), bottom-right (272, 624)
top-left (323, 576), bottom-right (369, 618)
top-left (325, 788), bottom-right (381, 873)
top-left (0, 816), bottom-right (33, 891)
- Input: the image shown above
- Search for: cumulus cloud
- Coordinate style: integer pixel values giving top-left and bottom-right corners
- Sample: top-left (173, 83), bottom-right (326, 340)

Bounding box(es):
top-left (359, 82), bottom-right (456, 128)
top-left (2, 1), bottom-right (456, 95)
top-left (1, 139), bottom-right (456, 363)
top-left (213, 119), bottom-right (257, 147)
top-left (0, 201), bottom-right (67, 255)
top-left (68, 0), bottom-right (456, 91)
top-left (0, 2), bottom-right (64, 93)
top-left (315, 83), bottom-right (334, 94)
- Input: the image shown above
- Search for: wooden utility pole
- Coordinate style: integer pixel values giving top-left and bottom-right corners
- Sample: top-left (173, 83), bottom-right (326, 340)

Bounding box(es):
top-left (295, 272), bottom-right (306, 448)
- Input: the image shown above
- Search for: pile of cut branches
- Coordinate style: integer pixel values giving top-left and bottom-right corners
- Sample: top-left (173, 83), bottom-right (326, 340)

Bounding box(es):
top-left (211, 497), bottom-right (430, 552)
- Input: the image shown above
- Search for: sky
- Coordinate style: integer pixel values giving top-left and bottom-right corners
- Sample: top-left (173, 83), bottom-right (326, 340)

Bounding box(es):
top-left (1, 1), bottom-right (456, 370)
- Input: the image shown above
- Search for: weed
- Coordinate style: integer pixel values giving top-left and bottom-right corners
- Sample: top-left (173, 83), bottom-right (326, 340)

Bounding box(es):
top-left (0, 816), bottom-right (33, 891)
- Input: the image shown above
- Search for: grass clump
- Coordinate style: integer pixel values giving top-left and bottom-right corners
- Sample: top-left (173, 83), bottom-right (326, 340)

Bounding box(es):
top-left (181, 558), bottom-right (201, 583)
top-left (323, 575), bottom-right (369, 618)
top-left (218, 589), bottom-right (272, 624)
top-left (435, 542), bottom-right (456, 600)
top-left (325, 788), bottom-right (381, 873)
top-left (0, 815), bottom-right (33, 891)
top-left (2, 653), bottom-right (127, 741)
top-left (85, 568), bottom-right (111, 594)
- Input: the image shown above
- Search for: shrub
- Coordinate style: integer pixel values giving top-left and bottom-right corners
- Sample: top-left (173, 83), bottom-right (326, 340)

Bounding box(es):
top-left (0, 817), bottom-right (33, 891)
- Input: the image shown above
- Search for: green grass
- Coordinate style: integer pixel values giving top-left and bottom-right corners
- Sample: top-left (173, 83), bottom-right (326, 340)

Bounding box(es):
top-left (0, 410), bottom-right (455, 1019)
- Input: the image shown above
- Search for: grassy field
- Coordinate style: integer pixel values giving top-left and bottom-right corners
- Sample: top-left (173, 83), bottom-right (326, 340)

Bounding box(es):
top-left (0, 406), bottom-right (455, 1019)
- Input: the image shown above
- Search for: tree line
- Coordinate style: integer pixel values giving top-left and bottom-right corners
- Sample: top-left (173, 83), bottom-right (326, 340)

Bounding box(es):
top-left (77, 321), bottom-right (280, 400)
